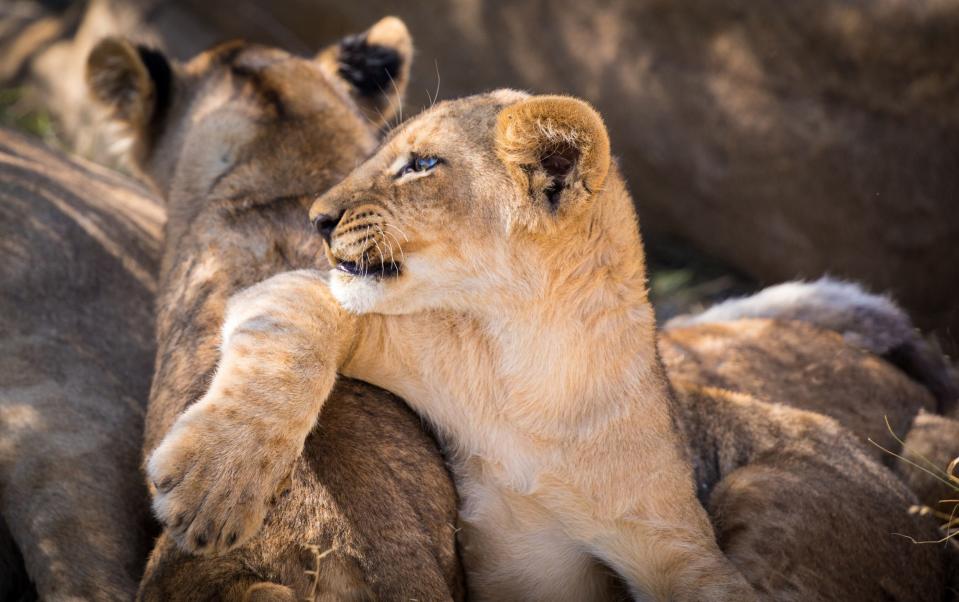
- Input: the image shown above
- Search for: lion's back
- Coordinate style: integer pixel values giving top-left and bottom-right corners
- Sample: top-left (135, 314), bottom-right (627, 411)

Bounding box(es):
top-left (0, 128), bottom-right (163, 600)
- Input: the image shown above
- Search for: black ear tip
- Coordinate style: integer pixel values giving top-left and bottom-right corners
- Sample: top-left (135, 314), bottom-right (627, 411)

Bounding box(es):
top-left (86, 39), bottom-right (173, 129)
top-left (135, 45), bottom-right (173, 125)
top-left (337, 34), bottom-right (402, 98)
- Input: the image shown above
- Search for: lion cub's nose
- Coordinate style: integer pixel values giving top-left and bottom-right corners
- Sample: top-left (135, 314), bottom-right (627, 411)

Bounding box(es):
top-left (312, 211), bottom-right (343, 245)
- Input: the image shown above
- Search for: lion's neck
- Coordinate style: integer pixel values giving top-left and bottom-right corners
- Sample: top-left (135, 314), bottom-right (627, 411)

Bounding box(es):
top-left (477, 292), bottom-right (668, 429)
top-left (480, 192), bottom-right (669, 434)
top-left (356, 179), bottom-right (678, 478)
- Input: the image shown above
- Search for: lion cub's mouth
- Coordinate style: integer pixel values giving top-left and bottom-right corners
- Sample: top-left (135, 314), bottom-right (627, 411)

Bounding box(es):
top-left (334, 258), bottom-right (402, 279)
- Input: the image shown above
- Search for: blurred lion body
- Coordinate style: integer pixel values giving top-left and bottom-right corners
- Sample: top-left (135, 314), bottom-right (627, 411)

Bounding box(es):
top-left (88, 18), bottom-right (463, 601)
top-left (0, 128), bottom-right (161, 600)
top-left (663, 278), bottom-right (959, 511)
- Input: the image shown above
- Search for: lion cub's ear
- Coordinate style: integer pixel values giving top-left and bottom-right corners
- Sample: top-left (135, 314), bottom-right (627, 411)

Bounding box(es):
top-left (317, 16), bottom-right (413, 129)
top-left (86, 37), bottom-right (173, 131)
top-left (496, 96), bottom-right (611, 212)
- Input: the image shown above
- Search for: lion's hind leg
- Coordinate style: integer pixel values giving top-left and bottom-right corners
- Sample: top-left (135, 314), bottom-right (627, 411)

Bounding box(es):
top-left (676, 384), bottom-right (948, 601)
top-left (707, 456), bottom-right (945, 602)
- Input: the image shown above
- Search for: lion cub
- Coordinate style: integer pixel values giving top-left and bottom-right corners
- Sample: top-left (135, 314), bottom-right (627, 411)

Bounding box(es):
top-left (147, 90), bottom-right (753, 601)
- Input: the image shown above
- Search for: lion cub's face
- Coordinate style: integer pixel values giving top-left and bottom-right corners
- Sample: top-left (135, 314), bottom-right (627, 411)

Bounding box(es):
top-left (310, 91), bottom-right (612, 315)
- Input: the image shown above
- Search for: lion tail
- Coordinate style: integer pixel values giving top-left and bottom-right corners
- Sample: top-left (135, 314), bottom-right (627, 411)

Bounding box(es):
top-left (666, 277), bottom-right (959, 414)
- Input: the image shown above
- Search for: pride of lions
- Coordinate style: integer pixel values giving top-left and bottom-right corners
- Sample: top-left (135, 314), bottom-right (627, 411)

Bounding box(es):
top-left (1, 14), bottom-right (958, 602)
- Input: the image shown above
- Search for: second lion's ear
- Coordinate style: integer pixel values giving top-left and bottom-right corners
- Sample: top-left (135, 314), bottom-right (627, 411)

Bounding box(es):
top-left (318, 16), bottom-right (413, 129)
top-left (86, 37), bottom-right (173, 132)
top-left (496, 96), bottom-right (611, 212)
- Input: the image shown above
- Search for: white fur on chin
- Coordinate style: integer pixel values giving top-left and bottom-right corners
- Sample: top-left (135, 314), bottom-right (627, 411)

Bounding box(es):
top-left (329, 271), bottom-right (387, 314)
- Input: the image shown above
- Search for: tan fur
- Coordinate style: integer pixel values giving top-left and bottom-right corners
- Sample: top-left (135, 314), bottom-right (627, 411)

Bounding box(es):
top-left (147, 90), bottom-right (947, 601)
top-left (662, 318), bottom-right (937, 453)
top-left (897, 411), bottom-right (959, 511)
top-left (88, 18), bottom-right (463, 601)
top-left (672, 384), bottom-right (944, 601)
top-left (496, 95), bottom-right (611, 195)
top-left (661, 318), bottom-right (959, 509)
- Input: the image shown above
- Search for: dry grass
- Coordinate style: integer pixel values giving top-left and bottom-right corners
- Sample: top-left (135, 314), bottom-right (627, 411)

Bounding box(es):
top-left (302, 543), bottom-right (333, 601)
top-left (871, 416), bottom-right (959, 548)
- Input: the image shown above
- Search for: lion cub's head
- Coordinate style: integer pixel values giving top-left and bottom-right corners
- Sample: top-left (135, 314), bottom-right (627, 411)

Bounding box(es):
top-left (309, 91), bottom-right (639, 315)
top-left (86, 17), bottom-right (413, 207)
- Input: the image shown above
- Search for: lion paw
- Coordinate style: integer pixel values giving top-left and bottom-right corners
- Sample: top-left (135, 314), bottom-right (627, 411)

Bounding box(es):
top-left (146, 405), bottom-right (295, 555)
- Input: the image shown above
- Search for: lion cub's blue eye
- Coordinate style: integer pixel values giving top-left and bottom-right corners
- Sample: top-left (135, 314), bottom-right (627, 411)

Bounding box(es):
top-left (399, 155), bottom-right (442, 177)
top-left (415, 156), bottom-right (439, 171)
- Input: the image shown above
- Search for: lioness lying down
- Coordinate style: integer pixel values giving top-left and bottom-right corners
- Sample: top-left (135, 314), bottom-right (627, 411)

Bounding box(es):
top-left (146, 91), bottom-right (946, 600)
top-left (0, 128), bottom-right (160, 601)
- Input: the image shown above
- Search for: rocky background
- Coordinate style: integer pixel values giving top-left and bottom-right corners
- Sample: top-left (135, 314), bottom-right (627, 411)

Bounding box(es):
top-left (3, 0), bottom-right (957, 355)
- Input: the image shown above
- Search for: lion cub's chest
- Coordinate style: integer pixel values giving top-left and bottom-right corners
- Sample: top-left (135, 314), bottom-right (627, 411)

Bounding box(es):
top-left (350, 312), bottom-right (613, 503)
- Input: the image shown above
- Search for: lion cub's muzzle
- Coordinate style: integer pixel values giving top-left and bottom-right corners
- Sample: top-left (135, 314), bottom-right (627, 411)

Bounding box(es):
top-left (312, 204), bottom-right (403, 279)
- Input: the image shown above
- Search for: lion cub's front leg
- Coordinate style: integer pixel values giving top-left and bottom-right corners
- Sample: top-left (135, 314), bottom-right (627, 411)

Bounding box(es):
top-left (147, 270), bottom-right (354, 554)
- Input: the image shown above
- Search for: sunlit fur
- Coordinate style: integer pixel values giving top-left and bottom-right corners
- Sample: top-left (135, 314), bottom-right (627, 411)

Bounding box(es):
top-left (668, 277), bottom-right (917, 355)
top-left (663, 277), bottom-right (959, 512)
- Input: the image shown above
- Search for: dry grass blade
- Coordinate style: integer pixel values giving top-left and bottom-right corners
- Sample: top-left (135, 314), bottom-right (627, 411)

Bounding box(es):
top-left (302, 544), bottom-right (334, 601)
top-left (947, 456), bottom-right (959, 485)
top-left (869, 416), bottom-right (956, 489)
top-left (872, 416), bottom-right (959, 549)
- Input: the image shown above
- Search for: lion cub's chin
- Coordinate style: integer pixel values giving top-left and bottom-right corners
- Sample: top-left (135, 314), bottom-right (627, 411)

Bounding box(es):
top-left (328, 270), bottom-right (390, 314)
top-left (329, 268), bottom-right (449, 316)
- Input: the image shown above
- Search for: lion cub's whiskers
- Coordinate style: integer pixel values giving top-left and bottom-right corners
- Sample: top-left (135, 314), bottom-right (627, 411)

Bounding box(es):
top-left (383, 223), bottom-right (410, 243)
top-left (369, 235), bottom-right (389, 268)
top-left (373, 224), bottom-right (399, 268)
top-left (425, 59), bottom-right (442, 109)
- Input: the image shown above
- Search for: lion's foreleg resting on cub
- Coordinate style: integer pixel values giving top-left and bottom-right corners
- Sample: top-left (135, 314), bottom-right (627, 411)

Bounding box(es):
top-left (147, 271), bottom-right (354, 548)
top-left (144, 88), bottom-right (949, 600)
top-left (151, 267), bottom-right (752, 602)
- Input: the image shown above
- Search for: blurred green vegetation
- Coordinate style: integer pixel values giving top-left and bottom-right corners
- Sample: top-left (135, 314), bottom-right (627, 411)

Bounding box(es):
top-left (646, 234), bottom-right (755, 323)
top-left (0, 87), bottom-right (60, 145)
